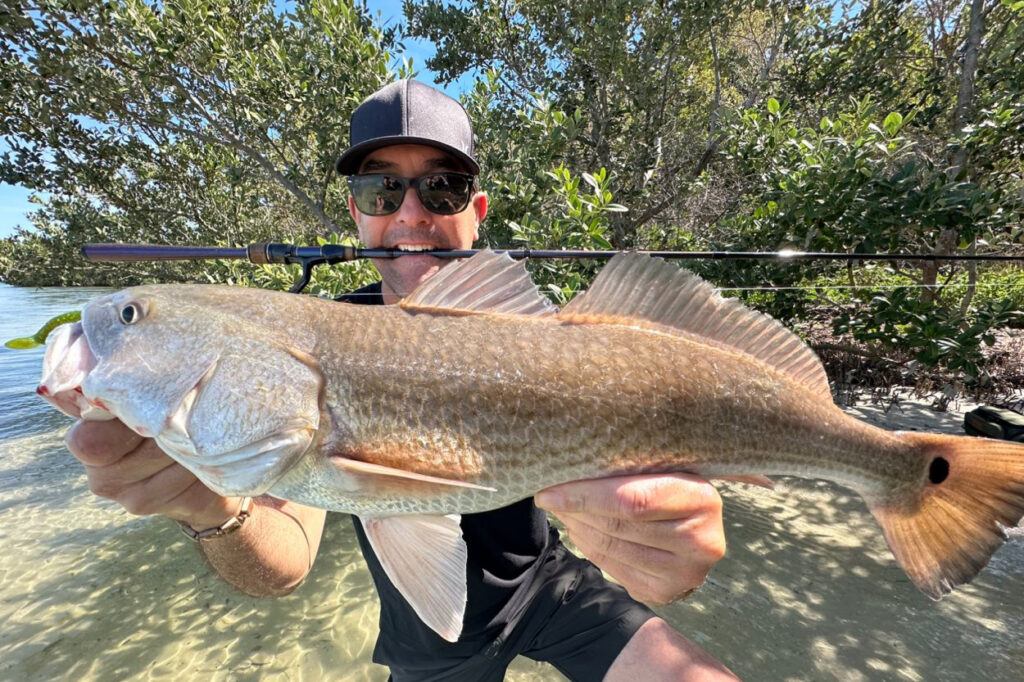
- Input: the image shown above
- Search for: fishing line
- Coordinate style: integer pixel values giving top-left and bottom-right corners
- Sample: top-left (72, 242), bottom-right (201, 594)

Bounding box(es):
top-left (715, 282), bottom-right (1024, 294)
top-left (336, 280), bottom-right (1024, 299)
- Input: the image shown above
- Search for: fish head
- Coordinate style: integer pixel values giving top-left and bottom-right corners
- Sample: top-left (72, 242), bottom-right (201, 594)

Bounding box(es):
top-left (39, 285), bottom-right (321, 497)
top-left (77, 288), bottom-right (221, 434)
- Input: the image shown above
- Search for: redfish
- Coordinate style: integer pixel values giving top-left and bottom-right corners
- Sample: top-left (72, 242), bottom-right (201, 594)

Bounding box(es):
top-left (37, 251), bottom-right (1024, 642)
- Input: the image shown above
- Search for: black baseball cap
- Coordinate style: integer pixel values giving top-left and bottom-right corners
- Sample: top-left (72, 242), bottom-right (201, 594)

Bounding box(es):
top-left (335, 79), bottom-right (479, 175)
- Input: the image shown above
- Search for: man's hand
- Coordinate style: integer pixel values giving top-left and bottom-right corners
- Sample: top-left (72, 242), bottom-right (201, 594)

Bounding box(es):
top-left (66, 417), bottom-right (326, 596)
top-left (535, 474), bottom-right (726, 606)
top-left (66, 418), bottom-right (239, 529)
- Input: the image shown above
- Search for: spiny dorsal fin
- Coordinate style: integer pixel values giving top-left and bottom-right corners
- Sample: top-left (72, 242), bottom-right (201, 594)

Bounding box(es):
top-left (399, 250), bottom-right (557, 316)
top-left (559, 253), bottom-right (831, 399)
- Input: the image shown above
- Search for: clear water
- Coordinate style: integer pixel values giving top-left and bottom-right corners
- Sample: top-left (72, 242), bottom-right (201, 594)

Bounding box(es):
top-left (0, 284), bottom-right (1021, 681)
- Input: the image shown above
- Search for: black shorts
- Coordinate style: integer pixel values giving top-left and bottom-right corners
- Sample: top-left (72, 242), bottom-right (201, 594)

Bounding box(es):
top-left (380, 537), bottom-right (656, 682)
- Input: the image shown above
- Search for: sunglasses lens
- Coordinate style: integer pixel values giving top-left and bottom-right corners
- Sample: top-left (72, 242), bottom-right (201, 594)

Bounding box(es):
top-left (417, 173), bottom-right (473, 215)
top-left (350, 175), bottom-right (405, 216)
top-left (348, 173), bottom-right (474, 216)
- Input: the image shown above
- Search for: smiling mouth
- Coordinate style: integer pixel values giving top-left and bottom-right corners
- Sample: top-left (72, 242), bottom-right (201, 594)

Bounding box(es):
top-left (391, 244), bottom-right (444, 253)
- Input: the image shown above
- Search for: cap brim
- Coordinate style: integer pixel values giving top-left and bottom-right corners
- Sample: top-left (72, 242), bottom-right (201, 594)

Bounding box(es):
top-left (335, 136), bottom-right (480, 175)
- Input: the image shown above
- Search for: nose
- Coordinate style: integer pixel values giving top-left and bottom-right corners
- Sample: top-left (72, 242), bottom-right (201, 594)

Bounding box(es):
top-left (393, 184), bottom-right (432, 225)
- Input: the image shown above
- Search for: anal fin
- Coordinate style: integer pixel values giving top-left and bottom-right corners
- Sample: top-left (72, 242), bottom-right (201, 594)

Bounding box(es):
top-left (361, 514), bottom-right (468, 642)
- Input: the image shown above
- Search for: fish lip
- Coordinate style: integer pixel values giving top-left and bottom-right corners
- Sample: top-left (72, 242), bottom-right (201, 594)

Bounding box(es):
top-left (37, 321), bottom-right (110, 420)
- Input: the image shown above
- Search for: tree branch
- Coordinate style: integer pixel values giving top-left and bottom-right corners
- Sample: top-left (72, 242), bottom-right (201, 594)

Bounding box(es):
top-left (949, 0), bottom-right (985, 178)
top-left (44, 7), bottom-right (338, 233)
top-left (708, 22), bottom-right (723, 144)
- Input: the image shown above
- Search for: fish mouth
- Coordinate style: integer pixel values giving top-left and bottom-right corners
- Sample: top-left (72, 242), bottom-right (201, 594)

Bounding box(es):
top-left (36, 322), bottom-right (114, 421)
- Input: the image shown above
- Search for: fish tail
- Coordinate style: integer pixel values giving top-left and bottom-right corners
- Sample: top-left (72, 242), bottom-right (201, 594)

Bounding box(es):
top-left (869, 431), bottom-right (1024, 599)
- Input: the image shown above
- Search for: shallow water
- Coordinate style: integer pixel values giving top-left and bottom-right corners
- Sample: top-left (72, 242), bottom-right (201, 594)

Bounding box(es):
top-left (1, 284), bottom-right (1022, 680)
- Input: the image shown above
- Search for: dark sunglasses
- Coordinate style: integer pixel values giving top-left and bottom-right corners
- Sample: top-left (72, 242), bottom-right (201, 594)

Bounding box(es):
top-left (347, 172), bottom-right (476, 216)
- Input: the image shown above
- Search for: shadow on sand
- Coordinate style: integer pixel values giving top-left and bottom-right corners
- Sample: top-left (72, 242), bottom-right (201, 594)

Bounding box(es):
top-left (654, 399), bottom-right (1024, 681)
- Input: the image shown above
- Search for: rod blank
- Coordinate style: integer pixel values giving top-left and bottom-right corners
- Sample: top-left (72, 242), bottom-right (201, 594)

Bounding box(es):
top-left (82, 243), bottom-right (1024, 264)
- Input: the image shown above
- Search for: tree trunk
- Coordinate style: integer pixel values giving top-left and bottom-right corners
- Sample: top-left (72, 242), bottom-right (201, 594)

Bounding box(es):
top-left (949, 0), bottom-right (986, 180)
top-left (923, 0), bottom-right (985, 306)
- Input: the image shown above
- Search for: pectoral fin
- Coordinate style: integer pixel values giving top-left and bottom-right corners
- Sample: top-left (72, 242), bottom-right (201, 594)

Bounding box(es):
top-left (360, 514), bottom-right (468, 642)
top-left (332, 457), bottom-right (496, 494)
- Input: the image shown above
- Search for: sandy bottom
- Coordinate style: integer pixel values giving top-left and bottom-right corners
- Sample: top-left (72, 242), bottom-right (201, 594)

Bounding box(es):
top-left (1, 397), bottom-right (1022, 681)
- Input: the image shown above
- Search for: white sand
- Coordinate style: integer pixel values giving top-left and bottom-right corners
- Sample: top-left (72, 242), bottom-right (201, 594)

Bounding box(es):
top-left (663, 397), bottom-right (1024, 681)
top-left (1, 396), bottom-right (1021, 681)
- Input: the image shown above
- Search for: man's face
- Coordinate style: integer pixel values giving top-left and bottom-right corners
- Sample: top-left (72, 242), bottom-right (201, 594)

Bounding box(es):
top-left (348, 144), bottom-right (487, 303)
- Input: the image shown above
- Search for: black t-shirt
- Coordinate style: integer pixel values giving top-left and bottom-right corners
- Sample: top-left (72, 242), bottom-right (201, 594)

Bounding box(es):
top-left (336, 281), bottom-right (552, 645)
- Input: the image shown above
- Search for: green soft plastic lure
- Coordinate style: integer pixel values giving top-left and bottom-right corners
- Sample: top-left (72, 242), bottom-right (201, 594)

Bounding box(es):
top-left (4, 311), bottom-right (82, 349)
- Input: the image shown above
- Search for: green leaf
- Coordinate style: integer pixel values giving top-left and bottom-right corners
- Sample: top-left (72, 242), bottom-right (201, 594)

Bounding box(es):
top-left (766, 98), bottom-right (780, 115)
top-left (883, 112), bottom-right (903, 136)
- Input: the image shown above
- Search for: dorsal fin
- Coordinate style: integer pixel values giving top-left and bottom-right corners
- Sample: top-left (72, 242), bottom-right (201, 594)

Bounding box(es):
top-left (399, 250), bottom-right (557, 316)
top-left (560, 253), bottom-right (831, 399)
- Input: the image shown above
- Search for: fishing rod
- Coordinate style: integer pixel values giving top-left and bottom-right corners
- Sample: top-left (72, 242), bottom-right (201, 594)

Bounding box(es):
top-left (82, 243), bottom-right (1024, 294)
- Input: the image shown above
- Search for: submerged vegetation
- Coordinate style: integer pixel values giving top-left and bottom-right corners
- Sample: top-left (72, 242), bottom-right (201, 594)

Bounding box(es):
top-left (1, 0), bottom-right (1022, 390)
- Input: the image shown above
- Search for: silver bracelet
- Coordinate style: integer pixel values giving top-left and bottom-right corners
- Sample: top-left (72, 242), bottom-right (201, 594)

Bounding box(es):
top-left (178, 496), bottom-right (254, 541)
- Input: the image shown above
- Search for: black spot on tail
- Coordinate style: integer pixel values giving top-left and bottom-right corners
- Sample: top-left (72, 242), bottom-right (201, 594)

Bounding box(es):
top-left (929, 457), bottom-right (950, 485)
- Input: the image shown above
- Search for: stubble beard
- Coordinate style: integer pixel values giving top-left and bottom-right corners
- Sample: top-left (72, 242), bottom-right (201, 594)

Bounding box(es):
top-left (376, 254), bottom-right (449, 302)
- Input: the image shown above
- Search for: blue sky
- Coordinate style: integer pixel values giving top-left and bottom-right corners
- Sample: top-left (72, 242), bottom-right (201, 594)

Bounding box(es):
top-left (0, 186), bottom-right (36, 239)
top-left (0, 0), bottom-right (471, 239)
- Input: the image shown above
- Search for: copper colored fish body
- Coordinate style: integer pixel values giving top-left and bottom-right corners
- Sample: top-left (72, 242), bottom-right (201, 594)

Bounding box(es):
top-left (36, 251), bottom-right (1024, 642)
top-left (290, 305), bottom-right (899, 512)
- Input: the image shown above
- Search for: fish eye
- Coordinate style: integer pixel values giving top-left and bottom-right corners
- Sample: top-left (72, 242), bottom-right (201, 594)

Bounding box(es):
top-left (118, 302), bottom-right (143, 325)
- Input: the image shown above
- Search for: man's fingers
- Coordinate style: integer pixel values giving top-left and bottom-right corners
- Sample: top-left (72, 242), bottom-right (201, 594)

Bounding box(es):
top-left (84, 442), bottom-right (177, 498)
top-left (560, 512), bottom-right (682, 576)
top-left (543, 475), bottom-right (728, 605)
top-left (66, 418), bottom-right (143, 467)
top-left (555, 510), bottom-right (706, 554)
top-left (563, 518), bottom-right (695, 606)
top-left (106, 462), bottom-right (203, 516)
top-left (536, 474), bottom-right (722, 521)
top-left (66, 419), bottom-right (233, 525)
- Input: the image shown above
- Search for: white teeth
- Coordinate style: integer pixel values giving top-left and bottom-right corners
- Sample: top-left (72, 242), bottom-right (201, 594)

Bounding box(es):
top-left (394, 245), bottom-right (437, 252)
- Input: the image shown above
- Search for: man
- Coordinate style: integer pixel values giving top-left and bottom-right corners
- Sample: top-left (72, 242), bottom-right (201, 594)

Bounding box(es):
top-left (66, 79), bottom-right (736, 681)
